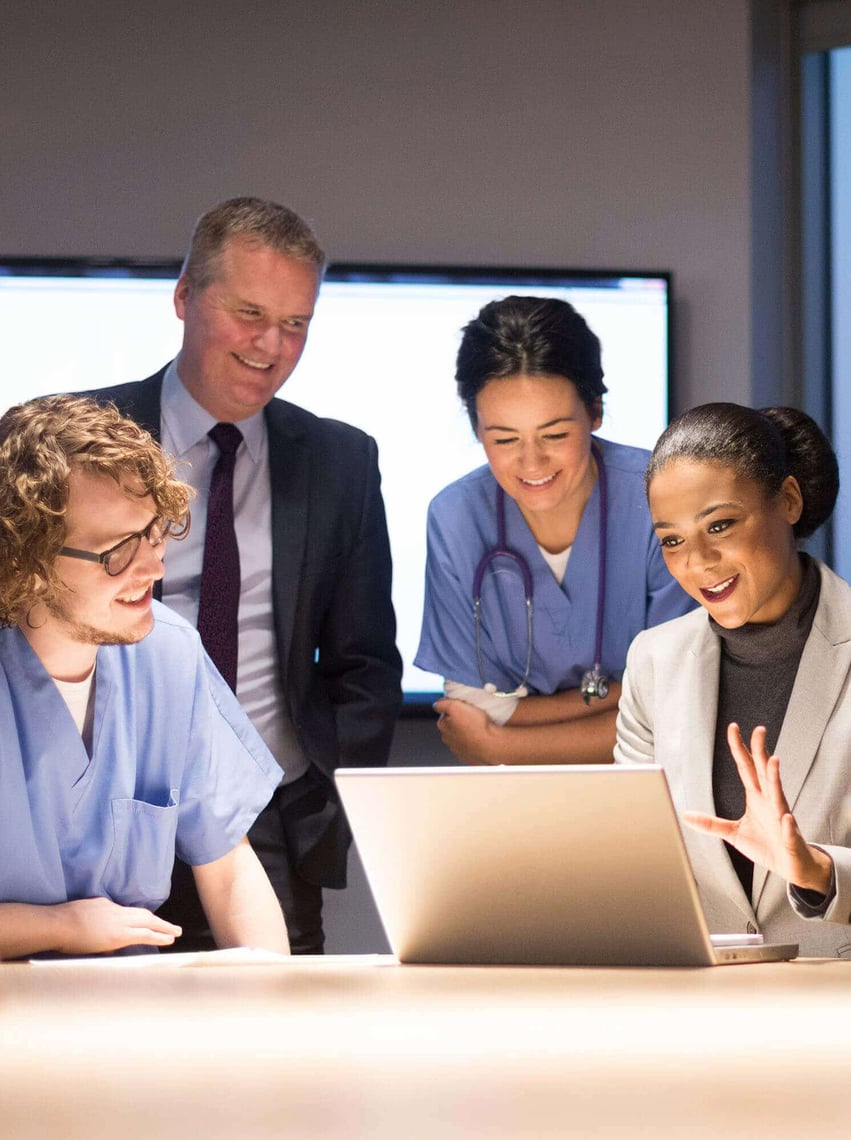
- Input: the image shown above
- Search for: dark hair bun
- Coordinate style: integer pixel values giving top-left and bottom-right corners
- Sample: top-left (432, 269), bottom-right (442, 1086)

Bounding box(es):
top-left (647, 401), bottom-right (839, 540)
top-left (761, 406), bottom-right (839, 539)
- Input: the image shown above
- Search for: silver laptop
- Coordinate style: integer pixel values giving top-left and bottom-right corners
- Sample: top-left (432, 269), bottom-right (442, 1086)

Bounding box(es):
top-left (335, 765), bottom-right (798, 967)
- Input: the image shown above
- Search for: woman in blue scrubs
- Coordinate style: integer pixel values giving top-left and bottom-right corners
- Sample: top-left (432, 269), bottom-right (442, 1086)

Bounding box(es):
top-left (415, 295), bottom-right (693, 764)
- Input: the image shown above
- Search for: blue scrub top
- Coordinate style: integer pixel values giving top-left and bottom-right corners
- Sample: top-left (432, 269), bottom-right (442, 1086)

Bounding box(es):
top-left (0, 602), bottom-right (281, 912)
top-left (416, 438), bottom-right (695, 695)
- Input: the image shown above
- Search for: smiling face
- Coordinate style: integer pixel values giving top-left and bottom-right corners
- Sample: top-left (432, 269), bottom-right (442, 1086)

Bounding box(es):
top-left (475, 373), bottom-right (602, 538)
top-left (648, 459), bottom-right (804, 627)
top-left (174, 237), bottom-right (320, 422)
top-left (21, 468), bottom-right (167, 680)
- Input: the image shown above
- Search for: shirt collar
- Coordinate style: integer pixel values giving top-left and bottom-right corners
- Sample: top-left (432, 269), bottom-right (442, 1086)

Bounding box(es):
top-left (161, 357), bottom-right (265, 462)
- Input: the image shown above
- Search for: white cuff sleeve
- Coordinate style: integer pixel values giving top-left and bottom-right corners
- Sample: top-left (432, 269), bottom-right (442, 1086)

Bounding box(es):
top-left (443, 680), bottom-right (520, 726)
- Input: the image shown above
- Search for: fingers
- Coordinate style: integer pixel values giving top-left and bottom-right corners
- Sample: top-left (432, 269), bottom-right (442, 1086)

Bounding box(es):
top-left (764, 752), bottom-right (793, 820)
top-left (726, 723), bottom-right (788, 809)
top-left (123, 909), bottom-right (182, 947)
top-left (128, 909), bottom-right (182, 936)
top-left (746, 724), bottom-right (774, 786)
top-left (57, 899), bottom-right (182, 954)
top-left (725, 722), bottom-right (761, 795)
top-left (135, 928), bottom-right (180, 946)
top-left (682, 810), bottom-right (738, 840)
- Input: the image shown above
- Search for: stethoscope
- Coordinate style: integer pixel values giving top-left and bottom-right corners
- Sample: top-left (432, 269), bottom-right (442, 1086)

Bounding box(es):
top-left (472, 438), bottom-right (610, 705)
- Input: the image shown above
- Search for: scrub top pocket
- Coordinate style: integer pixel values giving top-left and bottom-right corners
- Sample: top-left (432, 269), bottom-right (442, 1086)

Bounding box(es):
top-left (103, 792), bottom-right (180, 908)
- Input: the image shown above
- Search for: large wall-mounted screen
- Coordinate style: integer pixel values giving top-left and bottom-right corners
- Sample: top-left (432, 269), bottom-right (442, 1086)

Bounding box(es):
top-left (0, 260), bottom-right (672, 703)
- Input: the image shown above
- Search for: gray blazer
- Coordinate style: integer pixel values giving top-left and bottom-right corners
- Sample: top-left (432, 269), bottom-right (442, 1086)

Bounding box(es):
top-left (615, 560), bottom-right (851, 958)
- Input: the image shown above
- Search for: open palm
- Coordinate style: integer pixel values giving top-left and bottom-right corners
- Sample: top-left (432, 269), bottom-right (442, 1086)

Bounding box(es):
top-left (683, 723), bottom-right (833, 895)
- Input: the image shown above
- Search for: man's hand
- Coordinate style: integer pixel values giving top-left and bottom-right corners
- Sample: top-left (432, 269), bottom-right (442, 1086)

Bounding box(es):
top-left (53, 897), bottom-right (182, 954)
top-left (683, 723), bottom-right (833, 894)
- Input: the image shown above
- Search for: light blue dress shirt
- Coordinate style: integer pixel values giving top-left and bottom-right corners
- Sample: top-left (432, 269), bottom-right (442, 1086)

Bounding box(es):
top-left (160, 361), bottom-right (307, 782)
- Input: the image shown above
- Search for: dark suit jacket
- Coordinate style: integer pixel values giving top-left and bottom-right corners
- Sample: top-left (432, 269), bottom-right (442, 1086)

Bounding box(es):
top-left (84, 368), bottom-right (403, 888)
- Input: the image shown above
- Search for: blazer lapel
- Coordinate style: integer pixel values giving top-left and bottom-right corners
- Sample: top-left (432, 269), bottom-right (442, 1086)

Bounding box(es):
top-left (108, 370), bottom-right (166, 598)
top-left (752, 564), bottom-right (851, 908)
top-left (112, 369), bottom-right (166, 440)
top-left (679, 621), bottom-right (757, 922)
top-left (265, 400), bottom-right (309, 668)
top-left (683, 620), bottom-right (721, 815)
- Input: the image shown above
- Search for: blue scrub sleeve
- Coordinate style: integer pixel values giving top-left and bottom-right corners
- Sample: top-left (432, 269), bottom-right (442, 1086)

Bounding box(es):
top-left (172, 651), bottom-right (281, 867)
top-left (415, 502), bottom-right (484, 688)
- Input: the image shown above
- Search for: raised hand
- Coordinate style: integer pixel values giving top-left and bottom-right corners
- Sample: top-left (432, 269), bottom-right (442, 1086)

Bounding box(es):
top-left (683, 723), bottom-right (833, 895)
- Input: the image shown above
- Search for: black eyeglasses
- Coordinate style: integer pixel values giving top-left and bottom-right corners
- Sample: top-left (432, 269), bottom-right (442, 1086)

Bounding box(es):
top-left (59, 516), bottom-right (177, 577)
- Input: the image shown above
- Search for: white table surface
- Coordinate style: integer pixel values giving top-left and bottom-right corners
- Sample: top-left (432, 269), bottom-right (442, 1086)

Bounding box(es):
top-left (2, 954), bottom-right (850, 1139)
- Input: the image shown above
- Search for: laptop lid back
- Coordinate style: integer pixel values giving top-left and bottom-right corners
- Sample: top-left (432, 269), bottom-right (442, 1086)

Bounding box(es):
top-left (335, 765), bottom-right (721, 967)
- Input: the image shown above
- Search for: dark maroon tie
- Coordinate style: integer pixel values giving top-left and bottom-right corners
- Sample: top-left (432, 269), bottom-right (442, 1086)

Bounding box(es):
top-left (196, 422), bottom-right (243, 691)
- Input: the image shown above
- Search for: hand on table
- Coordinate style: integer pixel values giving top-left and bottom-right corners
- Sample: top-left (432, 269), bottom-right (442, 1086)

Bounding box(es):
top-left (54, 897), bottom-right (182, 954)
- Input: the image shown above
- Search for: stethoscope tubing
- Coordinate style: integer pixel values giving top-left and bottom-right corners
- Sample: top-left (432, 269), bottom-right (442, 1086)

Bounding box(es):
top-left (472, 438), bottom-right (608, 698)
top-left (591, 438), bottom-right (607, 670)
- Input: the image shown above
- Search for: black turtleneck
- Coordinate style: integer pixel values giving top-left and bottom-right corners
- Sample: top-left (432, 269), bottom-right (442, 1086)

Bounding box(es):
top-left (710, 554), bottom-right (821, 900)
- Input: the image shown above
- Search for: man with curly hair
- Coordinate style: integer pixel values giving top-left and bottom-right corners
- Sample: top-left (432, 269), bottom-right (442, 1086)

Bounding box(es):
top-left (0, 395), bottom-right (289, 959)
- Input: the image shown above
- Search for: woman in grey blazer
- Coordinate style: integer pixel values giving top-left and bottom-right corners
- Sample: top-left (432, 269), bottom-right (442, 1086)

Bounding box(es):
top-left (615, 403), bottom-right (851, 957)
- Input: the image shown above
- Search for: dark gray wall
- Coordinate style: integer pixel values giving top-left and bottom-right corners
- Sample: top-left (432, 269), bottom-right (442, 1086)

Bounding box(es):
top-left (2, 0), bottom-right (752, 414)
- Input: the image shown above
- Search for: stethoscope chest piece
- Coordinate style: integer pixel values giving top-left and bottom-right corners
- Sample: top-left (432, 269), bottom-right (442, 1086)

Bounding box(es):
top-left (580, 664), bottom-right (609, 705)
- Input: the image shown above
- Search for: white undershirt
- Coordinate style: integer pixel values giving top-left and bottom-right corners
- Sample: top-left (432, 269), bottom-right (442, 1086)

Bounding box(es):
top-left (52, 669), bottom-right (96, 750)
top-left (537, 542), bottom-right (571, 585)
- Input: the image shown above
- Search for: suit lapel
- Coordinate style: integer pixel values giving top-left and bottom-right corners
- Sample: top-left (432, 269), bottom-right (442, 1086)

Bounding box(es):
top-left (265, 401), bottom-right (310, 668)
top-left (110, 370), bottom-right (166, 597)
top-left (753, 564), bottom-right (851, 908)
top-left (680, 621), bottom-right (758, 921)
top-left (115, 370), bottom-right (166, 440)
top-left (683, 621), bottom-right (721, 816)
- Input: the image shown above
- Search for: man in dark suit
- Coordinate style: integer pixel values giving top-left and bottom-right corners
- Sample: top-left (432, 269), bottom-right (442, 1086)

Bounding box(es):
top-left (82, 197), bottom-right (402, 953)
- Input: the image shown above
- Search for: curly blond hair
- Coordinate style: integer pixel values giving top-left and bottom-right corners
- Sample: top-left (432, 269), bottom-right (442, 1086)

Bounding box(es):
top-left (0, 394), bottom-right (192, 624)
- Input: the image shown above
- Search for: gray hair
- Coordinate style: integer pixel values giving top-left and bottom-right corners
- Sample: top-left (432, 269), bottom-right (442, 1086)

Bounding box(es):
top-left (180, 196), bottom-right (326, 289)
